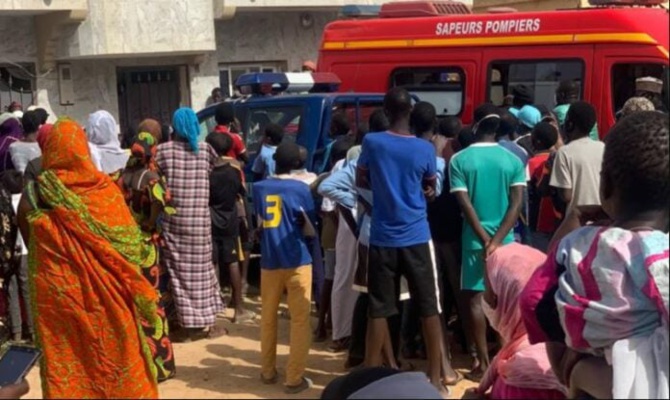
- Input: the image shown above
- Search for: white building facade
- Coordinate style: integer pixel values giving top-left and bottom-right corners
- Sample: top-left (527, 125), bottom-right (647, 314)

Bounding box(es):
top-left (0, 0), bottom-right (386, 133)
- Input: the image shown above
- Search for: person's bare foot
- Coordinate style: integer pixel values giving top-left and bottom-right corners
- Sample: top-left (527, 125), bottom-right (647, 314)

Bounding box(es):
top-left (442, 370), bottom-right (462, 386)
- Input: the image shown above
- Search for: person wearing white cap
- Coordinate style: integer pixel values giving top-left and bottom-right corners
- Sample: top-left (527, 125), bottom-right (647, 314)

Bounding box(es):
top-left (635, 76), bottom-right (667, 113)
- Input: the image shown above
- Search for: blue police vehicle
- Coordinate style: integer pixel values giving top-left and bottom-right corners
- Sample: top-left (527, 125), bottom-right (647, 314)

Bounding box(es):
top-left (197, 72), bottom-right (386, 177)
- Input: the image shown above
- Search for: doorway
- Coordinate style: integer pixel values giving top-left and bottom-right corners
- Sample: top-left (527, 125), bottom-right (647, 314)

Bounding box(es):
top-left (117, 66), bottom-right (185, 144)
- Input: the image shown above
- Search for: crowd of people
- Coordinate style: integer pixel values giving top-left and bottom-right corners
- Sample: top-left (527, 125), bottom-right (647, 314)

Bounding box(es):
top-left (0, 72), bottom-right (666, 399)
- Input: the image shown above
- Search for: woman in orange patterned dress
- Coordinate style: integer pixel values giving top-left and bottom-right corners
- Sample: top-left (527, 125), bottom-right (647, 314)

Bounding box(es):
top-left (16, 118), bottom-right (159, 398)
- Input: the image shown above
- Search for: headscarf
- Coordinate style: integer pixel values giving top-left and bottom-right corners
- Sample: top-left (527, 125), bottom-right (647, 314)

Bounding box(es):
top-left (87, 110), bottom-right (129, 174)
top-left (137, 119), bottom-right (162, 143)
top-left (129, 131), bottom-right (158, 169)
top-left (620, 97), bottom-right (655, 119)
top-left (172, 107), bottom-right (200, 154)
top-left (31, 117), bottom-right (159, 397)
top-left (36, 123), bottom-right (53, 151)
top-left (479, 243), bottom-right (566, 395)
top-left (0, 114), bottom-right (23, 172)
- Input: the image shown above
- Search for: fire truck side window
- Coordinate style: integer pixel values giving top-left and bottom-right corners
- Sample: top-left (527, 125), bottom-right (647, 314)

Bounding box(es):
top-left (488, 60), bottom-right (584, 111)
top-left (611, 63), bottom-right (669, 114)
top-left (389, 67), bottom-right (464, 116)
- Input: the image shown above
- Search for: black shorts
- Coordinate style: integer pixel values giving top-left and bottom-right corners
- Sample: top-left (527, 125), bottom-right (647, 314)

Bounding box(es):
top-left (368, 242), bottom-right (441, 319)
top-left (212, 235), bottom-right (242, 265)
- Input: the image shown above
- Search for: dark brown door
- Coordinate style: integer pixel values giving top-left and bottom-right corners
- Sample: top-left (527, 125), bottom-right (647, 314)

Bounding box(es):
top-left (117, 67), bottom-right (182, 144)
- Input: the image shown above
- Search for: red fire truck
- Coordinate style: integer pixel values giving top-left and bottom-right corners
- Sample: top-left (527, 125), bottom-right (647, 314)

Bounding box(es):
top-left (318, 0), bottom-right (669, 135)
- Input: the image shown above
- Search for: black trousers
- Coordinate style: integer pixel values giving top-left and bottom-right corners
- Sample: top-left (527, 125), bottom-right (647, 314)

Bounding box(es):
top-left (348, 293), bottom-right (402, 363)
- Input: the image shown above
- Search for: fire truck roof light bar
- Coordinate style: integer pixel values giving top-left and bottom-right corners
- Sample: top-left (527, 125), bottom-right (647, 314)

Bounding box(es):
top-left (235, 72), bottom-right (342, 96)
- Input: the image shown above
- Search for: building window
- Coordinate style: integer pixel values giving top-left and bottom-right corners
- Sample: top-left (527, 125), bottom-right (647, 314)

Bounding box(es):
top-left (390, 67), bottom-right (464, 116)
top-left (611, 63), bottom-right (668, 114)
top-left (1, 65), bottom-right (35, 111)
top-left (219, 62), bottom-right (287, 98)
top-left (488, 60), bottom-right (584, 111)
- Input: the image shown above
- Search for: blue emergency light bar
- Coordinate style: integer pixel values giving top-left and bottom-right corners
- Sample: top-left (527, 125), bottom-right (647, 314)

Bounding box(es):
top-left (235, 72), bottom-right (342, 96)
top-left (340, 5), bottom-right (382, 18)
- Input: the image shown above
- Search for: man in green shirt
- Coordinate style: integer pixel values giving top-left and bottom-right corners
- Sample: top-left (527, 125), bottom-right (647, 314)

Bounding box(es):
top-left (554, 80), bottom-right (599, 141)
top-left (449, 103), bottom-right (525, 380)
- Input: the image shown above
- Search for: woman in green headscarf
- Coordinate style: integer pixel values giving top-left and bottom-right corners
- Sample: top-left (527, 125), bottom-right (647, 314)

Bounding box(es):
top-left (119, 120), bottom-right (177, 381)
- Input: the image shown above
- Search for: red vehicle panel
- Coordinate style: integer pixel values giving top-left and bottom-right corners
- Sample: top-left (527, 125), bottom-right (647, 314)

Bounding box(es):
top-left (319, 4), bottom-right (669, 134)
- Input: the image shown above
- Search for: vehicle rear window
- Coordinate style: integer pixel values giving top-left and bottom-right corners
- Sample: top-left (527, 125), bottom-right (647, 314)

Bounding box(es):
top-left (488, 60), bottom-right (584, 111)
top-left (611, 63), bottom-right (668, 114)
top-left (389, 67), bottom-right (464, 116)
top-left (245, 106), bottom-right (304, 155)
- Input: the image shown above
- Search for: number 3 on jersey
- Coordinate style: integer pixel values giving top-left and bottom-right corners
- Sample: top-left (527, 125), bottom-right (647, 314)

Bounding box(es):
top-left (263, 195), bottom-right (282, 228)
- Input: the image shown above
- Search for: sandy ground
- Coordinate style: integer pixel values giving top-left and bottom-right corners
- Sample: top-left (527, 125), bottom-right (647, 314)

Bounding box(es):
top-left (22, 294), bottom-right (477, 399)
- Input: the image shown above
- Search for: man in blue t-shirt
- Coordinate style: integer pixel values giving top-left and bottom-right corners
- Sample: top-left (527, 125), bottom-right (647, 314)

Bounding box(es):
top-left (356, 88), bottom-right (447, 397)
top-left (253, 142), bottom-right (316, 395)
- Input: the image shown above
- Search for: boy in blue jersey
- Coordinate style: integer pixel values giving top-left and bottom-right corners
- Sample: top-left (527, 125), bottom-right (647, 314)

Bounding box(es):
top-left (252, 123), bottom-right (284, 181)
top-left (449, 103), bottom-right (525, 380)
top-left (253, 142), bottom-right (317, 394)
top-left (356, 88), bottom-right (447, 397)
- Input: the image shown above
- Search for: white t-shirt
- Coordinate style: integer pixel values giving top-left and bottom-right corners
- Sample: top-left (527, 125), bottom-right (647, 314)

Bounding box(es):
top-left (550, 136), bottom-right (605, 212)
top-left (9, 141), bottom-right (41, 174)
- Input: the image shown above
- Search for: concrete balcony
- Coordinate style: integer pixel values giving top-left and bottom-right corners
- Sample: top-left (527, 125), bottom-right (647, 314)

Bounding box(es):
top-left (0, 0), bottom-right (88, 15)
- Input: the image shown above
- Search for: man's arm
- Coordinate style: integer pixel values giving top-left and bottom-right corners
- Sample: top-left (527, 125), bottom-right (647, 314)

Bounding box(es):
top-left (356, 167), bottom-right (370, 190)
top-left (549, 149), bottom-right (573, 205)
top-left (356, 138), bottom-right (371, 190)
top-left (422, 150), bottom-right (438, 202)
top-left (486, 185), bottom-right (523, 257)
top-left (558, 188), bottom-right (573, 205)
top-left (450, 156), bottom-right (489, 245)
top-left (318, 163), bottom-right (357, 209)
top-left (454, 191), bottom-right (491, 246)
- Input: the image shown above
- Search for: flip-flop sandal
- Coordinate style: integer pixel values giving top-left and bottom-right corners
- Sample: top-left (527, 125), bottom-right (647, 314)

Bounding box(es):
top-left (284, 377), bottom-right (313, 394)
top-left (233, 311), bottom-right (257, 324)
top-left (205, 324), bottom-right (229, 339)
top-left (464, 369), bottom-right (485, 383)
top-left (188, 324), bottom-right (229, 341)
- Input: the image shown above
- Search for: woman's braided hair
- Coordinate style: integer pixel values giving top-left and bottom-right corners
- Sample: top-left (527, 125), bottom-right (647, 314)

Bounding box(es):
top-left (604, 111), bottom-right (669, 211)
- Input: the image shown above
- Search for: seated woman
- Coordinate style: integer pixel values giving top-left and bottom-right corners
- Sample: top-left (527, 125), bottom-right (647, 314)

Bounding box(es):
top-left (466, 242), bottom-right (566, 399)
